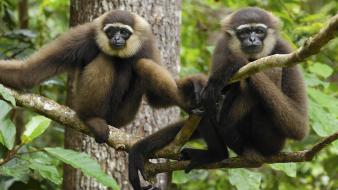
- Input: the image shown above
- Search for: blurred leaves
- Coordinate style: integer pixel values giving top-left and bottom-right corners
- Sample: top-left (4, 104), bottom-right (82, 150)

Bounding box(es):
top-left (228, 169), bottom-right (262, 190)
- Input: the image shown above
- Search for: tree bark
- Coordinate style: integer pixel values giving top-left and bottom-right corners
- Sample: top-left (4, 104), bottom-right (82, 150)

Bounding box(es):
top-left (63, 1), bottom-right (181, 190)
top-left (18, 0), bottom-right (29, 29)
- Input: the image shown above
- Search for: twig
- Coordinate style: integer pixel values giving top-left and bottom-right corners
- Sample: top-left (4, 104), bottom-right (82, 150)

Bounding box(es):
top-left (0, 144), bottom-right (25, 166)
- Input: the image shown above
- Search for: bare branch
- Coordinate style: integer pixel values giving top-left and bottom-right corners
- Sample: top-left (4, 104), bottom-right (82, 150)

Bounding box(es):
top-left (144, 132), bottom-right (338, 176)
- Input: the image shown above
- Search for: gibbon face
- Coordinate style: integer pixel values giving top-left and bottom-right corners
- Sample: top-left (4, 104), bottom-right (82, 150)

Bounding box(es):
top-left (95, 10), bottom-right (152, 58)
top-left (221, 7), bottom-right (280, 60)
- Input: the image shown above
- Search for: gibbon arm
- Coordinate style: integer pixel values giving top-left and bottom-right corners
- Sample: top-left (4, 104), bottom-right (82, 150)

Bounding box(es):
top-left (248, 66), bottom-right (309, 140)
top-left (0, 23), bottom-right (99, 89)
top-left (134, 58), bottom-right (206, 111)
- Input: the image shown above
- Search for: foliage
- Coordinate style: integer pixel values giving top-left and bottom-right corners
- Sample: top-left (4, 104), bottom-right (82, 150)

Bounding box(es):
top-left (0, 0), bottom-right (337, 189)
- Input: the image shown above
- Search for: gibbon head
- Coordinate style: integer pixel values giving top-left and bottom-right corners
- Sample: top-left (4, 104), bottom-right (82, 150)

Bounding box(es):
top-left (221, 7), bottom-right (281, 60)
top-left (95, 10), bottom-right (152, 58)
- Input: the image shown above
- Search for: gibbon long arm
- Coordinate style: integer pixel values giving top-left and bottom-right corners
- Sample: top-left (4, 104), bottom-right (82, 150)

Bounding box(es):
top-left (0, 23), bottom-right (99, 89)
top-left (134, 58), bottom-right (207, 112)
top-left (249, 66), bottom-right (308, 140)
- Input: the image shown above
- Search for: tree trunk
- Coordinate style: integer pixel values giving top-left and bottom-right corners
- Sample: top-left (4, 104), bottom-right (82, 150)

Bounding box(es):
top-left (63, 1), bottom-right (181, 190)
top-left (18, 0), bottom-right (29, 29)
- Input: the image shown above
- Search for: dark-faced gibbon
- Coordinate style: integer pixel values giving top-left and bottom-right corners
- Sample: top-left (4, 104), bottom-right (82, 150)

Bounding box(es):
top-left (0, 10), bottom-right (204, 144)
top-left (128, 7), bottom-right (309, 190)
top-left (184, 6), bottom-right (309, 170)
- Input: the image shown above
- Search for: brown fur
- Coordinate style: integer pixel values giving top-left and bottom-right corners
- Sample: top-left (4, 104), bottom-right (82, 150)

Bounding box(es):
top-left (201, 8), bottom-right (308, 160)
top-left (0, 11), bottom-right (202, 144)
top-left (127, 10), bottom-right (309, 188)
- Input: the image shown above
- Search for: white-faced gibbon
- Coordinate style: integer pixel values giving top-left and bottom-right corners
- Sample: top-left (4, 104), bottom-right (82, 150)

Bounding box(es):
top-left (0, 10), bottom-right (205, 144)
top-left (128, 7), bottom-right (309, 190)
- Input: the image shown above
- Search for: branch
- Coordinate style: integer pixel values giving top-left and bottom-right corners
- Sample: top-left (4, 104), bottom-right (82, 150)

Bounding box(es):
top-left (0, 88), bottom-right (141, 151)
top-left (144, 132), bottom-right (338, 176)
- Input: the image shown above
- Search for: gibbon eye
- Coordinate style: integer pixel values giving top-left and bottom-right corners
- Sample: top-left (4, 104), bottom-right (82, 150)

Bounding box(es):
top-left (120, 28), bottom-right (131, 36)
top-left (105, 27), bottom-right (119, 38)
top-left (256, 29), bottom-right (264, 34)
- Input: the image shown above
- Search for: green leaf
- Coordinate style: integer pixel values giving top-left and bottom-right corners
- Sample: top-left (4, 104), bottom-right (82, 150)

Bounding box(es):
top-left (0, 158), bottom-right (30, 182)
top-left (28, 162), bottom-right (62, 185)
top-left (308, 63), bottom-right (333, 78)
top-left (0, 100), bottom-right (12, 119)
top-left (0, 84), bottom-right (16, 106)
top-left (172, 170), bottom-right (190, 184)
top-left (45, 147), bottom-right (120, 190)
top-left (21, 116), bottom-right (51, 144)
top-left (0, 118), bottom-right (16, 150)
top-left (228, 169), bottom-right (262, 190)
top-left (308, 87), bottom-right (338, 115)
top-left (309, 100), bottom-right (338, 137)
top-left (270, 163), bottom-right (297, 177)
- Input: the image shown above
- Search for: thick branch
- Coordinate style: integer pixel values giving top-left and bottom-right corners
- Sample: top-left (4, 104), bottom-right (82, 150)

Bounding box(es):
top-left (0, 88), bottom-right (141, 151)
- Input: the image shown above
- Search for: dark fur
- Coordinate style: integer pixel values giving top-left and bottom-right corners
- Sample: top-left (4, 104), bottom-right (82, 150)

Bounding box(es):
top-left (185, 7), bottom-right (308, 169)
top-left (128, 7), bottom-right (309, 190)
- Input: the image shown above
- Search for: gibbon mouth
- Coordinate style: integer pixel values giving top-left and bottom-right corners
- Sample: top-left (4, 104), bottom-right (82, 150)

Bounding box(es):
top-left (111, 43), bottom-right (125, 49)
top-left (243, 45), bottom-right (262, 54)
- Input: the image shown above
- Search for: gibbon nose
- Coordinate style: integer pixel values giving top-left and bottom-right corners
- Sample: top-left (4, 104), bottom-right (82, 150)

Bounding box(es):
top-left (249, 35), bottom-right (256, 43)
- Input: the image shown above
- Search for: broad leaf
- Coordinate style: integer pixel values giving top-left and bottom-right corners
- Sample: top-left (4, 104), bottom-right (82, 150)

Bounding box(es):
top-left (21, 116), bottom-right (51, 144)
top-left (228, 169), bottom-right (262, 190)
top-left (270, 163), bottom-right (297, 177)
top-left (0, 118), bottom-right (16, 150)
top-left (0, 100), bottom-right (12, 119)
top-left (0, 85), bottom-right (15, 106)
top-left (308, 63), bottom-right (333, 78)
top-left (0, 158), bottom-right (30, 182)
top-left (172, 171), bottom-right (190, 184)
top-left (309, 100), bottom-right (338, 137)
top-left (29, 162), bottom-right (62, 185)
top-left (45, 147), bottom-right (120, 190)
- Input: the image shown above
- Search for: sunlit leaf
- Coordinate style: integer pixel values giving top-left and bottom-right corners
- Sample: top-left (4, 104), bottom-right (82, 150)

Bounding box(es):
top-left (21, 116), bottom-right (51, 144)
